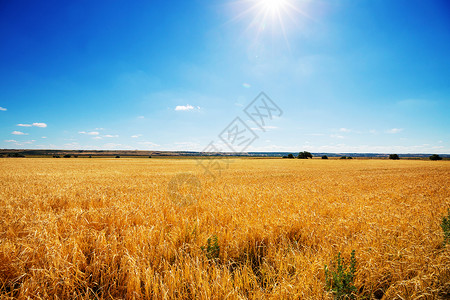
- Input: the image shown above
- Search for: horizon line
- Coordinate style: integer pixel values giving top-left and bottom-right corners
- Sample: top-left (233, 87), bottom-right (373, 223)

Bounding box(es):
top-left (1, 149), bottom-right (449, 156)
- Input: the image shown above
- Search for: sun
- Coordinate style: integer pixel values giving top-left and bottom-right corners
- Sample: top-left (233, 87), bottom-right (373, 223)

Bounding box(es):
top-left (250, 0), bottom-right (298, 24)
top-left (259, 0), bottom-right (291, 16)
top-left (227, 0), bottom-right (308, 48)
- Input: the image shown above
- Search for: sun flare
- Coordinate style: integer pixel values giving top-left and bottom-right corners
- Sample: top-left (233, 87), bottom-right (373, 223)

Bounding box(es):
top-left (229, 0), bottom-right (308, 48)
top-left (259, 0), bottom-right (291, 16)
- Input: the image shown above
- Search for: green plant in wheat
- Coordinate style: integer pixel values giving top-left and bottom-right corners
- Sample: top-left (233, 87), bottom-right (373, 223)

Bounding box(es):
top-left (442, 209), bottom-right (450, 245)
top-left (325, 250), bottom-right (357, 299)
top-left (201, 234), bottom-right (220, 261)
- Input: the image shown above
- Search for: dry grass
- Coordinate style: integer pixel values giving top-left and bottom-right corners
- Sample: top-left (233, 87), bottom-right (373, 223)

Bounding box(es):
top-left (0, 158), bottom-right (449, 299)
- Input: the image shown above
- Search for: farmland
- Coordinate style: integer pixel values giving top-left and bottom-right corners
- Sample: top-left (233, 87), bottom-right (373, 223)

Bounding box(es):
top-left (0, 158), bottom-right (449, 299)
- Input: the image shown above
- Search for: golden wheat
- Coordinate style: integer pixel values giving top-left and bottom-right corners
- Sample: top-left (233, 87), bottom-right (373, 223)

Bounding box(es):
top-left (0, 158), bottom-right (449, 299)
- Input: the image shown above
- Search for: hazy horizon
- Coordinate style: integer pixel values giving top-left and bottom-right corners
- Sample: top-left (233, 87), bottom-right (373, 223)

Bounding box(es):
top-left (1, 0), bottom-right (449, 153)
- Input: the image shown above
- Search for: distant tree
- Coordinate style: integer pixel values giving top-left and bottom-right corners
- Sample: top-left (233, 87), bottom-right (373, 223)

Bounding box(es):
top-left (430, 154), bottom-right (442, 161)
top-left (322, 155), bottom-right (328, 159)
top-left (63, 154), bottom-right (71, 158)
top-left (115, 155), bottom-right (120, 158)
top-left (53, 155), bottom-right (60, 158)
top-left (149, 156), bottom-right (152, 158)
top-left (0, 154), bottom-right (3, 158)
top-left (73, 155), bottom-right (78, 158)
top-left (340, 156), bottom-right (347, 159)
top-left (389, 154), bottom-right (400, 160)
top-left (8, 153), bottom-right (25, 157)
top-left (89, 155), bottom-right (92, 158)
top-left (298, 151), bottom-right (313, 159)
top-left (287, 153), bottom-right (295, 159)
top-left (347, 156), bottom-right (353, 159)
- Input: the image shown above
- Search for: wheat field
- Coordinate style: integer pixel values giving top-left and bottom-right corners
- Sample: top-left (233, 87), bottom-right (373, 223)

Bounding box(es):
top-left (0, 158), bottom-right (449, 299)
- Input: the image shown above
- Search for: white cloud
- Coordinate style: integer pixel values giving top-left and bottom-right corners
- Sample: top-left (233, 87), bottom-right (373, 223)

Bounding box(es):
top-left (206, 140), bottom-right (450, 154)
top-left (330, 134), bottom-right (344, 139)
top-left (41, 136), bottom-right (47, 139)
top-left (137, 116), bottom-right (145, 119)
top-left (339, 128), bottom-right (351, 133)
top-left (91, 134), bottom-right (118, 140)
top-left (79, 131), bottom-right (100, 135)
top-left (4, 139), bottom-right (34, 146)
top-left (12, 131), bottom-right (28, 135)
top-left (138, 141), bottom-right (160, 147)
top-left (175, 104), bottom-right (200, 111)
top-left (169, 141), bottom-right (201, 151)
top-left (386, 128), bottom-right (403, 134)
top-left (63, 142), bottom-right (80, 148)
top-left (251, 125), bottom-right (278, 131)
top-left (104, 143), bottom-right (122, 148)
top-left (369, 129), bottom-right (377, 134)
top-left (0, 107), bottom-right (6, 111)
top-left (131, 134), bottom-right (142, 138)
top-left (311, 143), bottom-right (449, 154)
top-left (102, 143), bottom-right (133, 150)
top-left (16, 123), bottom-right (47, 128)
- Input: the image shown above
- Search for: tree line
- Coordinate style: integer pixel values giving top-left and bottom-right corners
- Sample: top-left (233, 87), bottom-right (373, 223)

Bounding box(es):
top-left (282, 152), bottom-right (443, 160)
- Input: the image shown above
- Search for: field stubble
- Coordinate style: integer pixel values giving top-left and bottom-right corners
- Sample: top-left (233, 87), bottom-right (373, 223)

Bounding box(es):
top-left (0, 158), bottom-right (449, 299)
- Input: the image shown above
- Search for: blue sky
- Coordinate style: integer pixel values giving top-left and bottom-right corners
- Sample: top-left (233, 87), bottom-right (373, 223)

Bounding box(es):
top-left (1, 0), bottom-right (449, 153)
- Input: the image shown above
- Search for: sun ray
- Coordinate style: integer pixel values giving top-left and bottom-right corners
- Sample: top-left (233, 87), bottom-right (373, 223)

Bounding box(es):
top-left (225, 0), bottom-right (312, 50)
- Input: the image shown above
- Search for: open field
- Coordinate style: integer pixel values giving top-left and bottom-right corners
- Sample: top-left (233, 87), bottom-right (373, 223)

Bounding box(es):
top-left (0, 158), bottom-right (449, 299)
